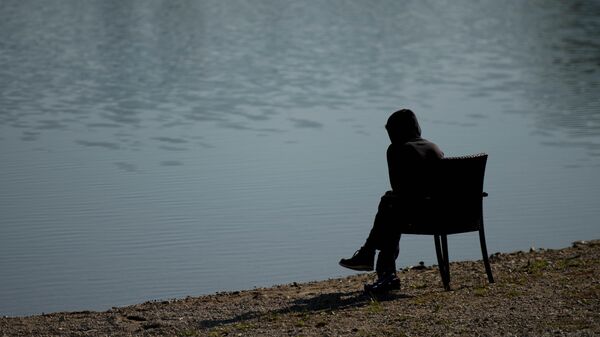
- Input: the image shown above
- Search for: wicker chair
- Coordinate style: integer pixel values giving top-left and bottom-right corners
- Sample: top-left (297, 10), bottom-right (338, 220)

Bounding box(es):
top-left (399, 153), bottom-right (494, 290)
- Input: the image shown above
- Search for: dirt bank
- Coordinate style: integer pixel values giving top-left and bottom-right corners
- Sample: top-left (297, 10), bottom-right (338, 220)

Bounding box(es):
top-left (2, 240), bottom-right (599, 337)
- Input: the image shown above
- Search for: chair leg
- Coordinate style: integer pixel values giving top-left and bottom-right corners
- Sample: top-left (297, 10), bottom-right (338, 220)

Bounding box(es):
top-left (441, 234), bottom-right (451, 290)
top-left (434, 235), bottom-right (444, 284)
top-left (479, 217), bottom-right (495, 284)
top-left (434, 235), bottom-right (450, 291)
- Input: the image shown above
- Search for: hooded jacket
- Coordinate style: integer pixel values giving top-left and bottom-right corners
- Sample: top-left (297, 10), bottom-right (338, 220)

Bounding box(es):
top-left (385, 109), bottom-right (444, 195)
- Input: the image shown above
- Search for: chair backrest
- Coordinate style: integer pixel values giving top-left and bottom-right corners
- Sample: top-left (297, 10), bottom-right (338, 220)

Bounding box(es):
top-left (407, 153), bottom-right (488, 234)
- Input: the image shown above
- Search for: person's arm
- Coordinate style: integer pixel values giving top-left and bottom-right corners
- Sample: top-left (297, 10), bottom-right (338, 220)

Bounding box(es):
top-left (387, 144), bottom-right (419, 194)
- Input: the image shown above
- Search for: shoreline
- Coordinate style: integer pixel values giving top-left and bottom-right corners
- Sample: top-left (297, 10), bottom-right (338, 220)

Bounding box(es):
top-left (1, 240), bottom-right (599, 336)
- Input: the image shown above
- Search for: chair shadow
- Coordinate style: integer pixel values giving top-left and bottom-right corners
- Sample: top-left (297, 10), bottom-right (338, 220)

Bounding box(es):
top-left (197, 289), bottom-right (412, 329)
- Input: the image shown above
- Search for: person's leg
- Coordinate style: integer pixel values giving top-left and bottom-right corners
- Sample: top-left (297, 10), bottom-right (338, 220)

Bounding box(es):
top-left (365, 234), bottom-right (401, 294)
top-left (373, 193), bottom-right (401, 275)
top-left (375, 234), bottom-right (401, 277)
top-left (366, 195), bottom-right (405, 293)
top-left (364, 193), bottom-right (396, 251)
top-left (339, 194), bottom-right (393, 271)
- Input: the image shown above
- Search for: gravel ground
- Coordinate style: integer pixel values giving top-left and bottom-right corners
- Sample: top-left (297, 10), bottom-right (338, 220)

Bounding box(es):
top-left (1, 240), bottom-right (599, 337)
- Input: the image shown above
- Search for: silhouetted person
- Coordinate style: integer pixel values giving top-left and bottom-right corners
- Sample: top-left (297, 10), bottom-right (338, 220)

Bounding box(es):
top-left (339, 109), bottom-right (444, 293)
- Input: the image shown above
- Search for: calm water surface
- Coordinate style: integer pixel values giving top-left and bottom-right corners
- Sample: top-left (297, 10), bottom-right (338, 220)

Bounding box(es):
top-left (1, 0), bottom-right (599, 316)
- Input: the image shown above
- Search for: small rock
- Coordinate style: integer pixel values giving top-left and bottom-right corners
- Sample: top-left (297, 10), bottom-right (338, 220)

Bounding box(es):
top-left (409, 261), bottom-right (427, 270)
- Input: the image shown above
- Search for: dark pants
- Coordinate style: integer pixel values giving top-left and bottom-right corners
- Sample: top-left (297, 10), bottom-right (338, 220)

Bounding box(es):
top-left (364, 192), bottom-right (411, 275)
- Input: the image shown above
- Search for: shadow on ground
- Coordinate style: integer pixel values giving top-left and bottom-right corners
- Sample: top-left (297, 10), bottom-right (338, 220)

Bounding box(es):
top-left (197, 289), bottom-right (412, 329)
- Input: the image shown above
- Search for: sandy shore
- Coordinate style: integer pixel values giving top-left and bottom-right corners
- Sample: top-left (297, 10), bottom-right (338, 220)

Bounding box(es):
top-left (1, 240), bottom-right (599, 337)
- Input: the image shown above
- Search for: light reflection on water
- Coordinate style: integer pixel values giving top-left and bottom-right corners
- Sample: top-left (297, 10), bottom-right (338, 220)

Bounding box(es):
top-left (0, 0), bottom-right (599, 316)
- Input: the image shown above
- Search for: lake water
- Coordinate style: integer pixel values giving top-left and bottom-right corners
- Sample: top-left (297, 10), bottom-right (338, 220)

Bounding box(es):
top-left (1, 0), bottom-right (599, 316)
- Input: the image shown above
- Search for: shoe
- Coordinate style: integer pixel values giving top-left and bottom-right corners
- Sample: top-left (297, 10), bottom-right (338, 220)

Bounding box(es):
top-left (339, 247), bottom-right (375, 271)
top-left (364, 273), bottom-right (400, 294)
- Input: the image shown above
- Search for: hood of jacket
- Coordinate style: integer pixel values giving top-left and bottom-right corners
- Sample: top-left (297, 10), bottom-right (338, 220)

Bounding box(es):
top-left (385, 109), bottom-right (422, 144)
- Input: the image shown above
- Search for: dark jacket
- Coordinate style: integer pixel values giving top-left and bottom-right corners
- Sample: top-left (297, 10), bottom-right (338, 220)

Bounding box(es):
top-left (385, 109), bottom-right (444, 197)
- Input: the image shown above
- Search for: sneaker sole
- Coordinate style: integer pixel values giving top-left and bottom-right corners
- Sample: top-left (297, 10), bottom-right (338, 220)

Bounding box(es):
top-left (364, 280), bottom-right (401, 293)
top-left (364, 284), bottom-right (401, 294)
top-left (338, 261), bottom-right (374, 271)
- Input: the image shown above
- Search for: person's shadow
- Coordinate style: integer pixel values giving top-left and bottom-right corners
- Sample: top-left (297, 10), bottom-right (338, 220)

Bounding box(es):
top-left (197, 289), bottom-right (411, 329)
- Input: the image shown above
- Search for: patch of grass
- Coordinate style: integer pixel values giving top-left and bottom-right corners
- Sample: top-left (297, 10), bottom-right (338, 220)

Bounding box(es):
top-left (410, 296), bottom-right (426, 305)
top-left (207, 329), bottom-right (226, 337)
top-left (526, 259), bottom-right (549, 274)
top-left (410, 293), bottom-right (435, 305)
top-left (294, 319), bottom-right (306, 327)
top-left (556, 258), bottom-right (582, 269)
top-left (261, 312), bottom-right (281, 322)
top-left (367, 300), bottom-right (383, 313)
top-left (473, 286), bottom-right (488, 297)
top-left (232, 322), bottom-right (255, 331)
top-left (178, 329), bottom-right (200, 337)
top-left (505, 275), bottom-right (528, 285)
top-left (292, 312), bottom-right (310, 327)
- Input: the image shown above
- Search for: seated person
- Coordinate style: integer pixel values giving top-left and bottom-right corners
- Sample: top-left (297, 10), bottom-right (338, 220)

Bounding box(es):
top-left (339, 108), bottom-right (444, 293)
